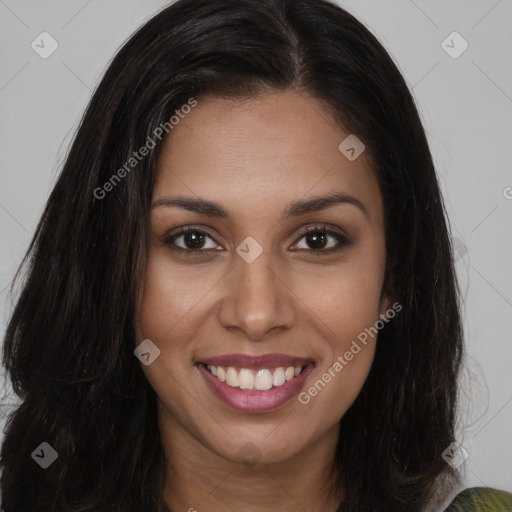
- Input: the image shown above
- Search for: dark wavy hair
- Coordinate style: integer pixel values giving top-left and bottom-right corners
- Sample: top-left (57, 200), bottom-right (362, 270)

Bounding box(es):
top-left (1, 0), bottom-right (464, 510)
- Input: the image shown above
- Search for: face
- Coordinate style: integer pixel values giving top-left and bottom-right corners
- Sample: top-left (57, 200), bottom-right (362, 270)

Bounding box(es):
top-left (135, 90), bottom-right (389, 466)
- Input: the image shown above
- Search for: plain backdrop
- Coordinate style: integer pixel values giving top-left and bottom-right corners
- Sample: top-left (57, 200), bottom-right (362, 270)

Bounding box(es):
top-left (1, 0), bottom-right (511, 505)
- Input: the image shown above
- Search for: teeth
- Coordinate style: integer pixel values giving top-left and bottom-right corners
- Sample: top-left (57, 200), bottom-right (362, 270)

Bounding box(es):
top-left (226, 367), bottom-right (238, 387)
top-left (272, 367), bottom-right (285, 387)
top-left (205, 364), bottom-right (306, 390)
top-left (239, 369), bottom-right (254, 389)
top-left (255, 369), bottom-right (273, 391)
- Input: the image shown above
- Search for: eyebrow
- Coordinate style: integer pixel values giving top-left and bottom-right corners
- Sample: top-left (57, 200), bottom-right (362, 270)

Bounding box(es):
top-left (151, 192), bottom-right (368, 220)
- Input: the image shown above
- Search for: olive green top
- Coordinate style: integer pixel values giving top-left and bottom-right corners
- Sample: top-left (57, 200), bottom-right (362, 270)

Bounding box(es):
top-left (332, 487), bottom-right (512, 511)
top-left (444, 487), bottom-right (512, 511)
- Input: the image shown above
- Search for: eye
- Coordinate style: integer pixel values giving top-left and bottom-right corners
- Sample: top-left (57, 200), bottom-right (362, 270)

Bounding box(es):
top-left (163, 224), bottom-right (350, 257)
top-left (291, 225), bottom-right (350, 253)
top-left (164, 226), bottom-right (222, 256)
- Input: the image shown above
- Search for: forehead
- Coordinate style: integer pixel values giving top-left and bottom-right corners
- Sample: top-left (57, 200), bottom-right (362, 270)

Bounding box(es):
top-left (154, 91), bottom-right (383, 224)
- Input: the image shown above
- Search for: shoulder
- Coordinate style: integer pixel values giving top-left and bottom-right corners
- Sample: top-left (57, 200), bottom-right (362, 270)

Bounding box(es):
top-left (443, 487), bottom-right (512, 511)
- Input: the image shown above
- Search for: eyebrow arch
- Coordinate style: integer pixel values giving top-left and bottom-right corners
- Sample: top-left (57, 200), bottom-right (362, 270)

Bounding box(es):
top-left (151, 192), bottom-right (368, 220)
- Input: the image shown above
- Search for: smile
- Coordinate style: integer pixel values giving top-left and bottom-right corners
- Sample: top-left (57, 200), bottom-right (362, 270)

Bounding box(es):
top-left (203, 364), bottom-right (309, 391)
top-left (197, 353), bottom-right (316, 412)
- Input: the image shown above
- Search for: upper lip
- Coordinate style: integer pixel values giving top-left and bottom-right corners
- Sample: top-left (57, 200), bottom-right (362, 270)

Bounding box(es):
top-left (198, 353), bottom-right (315, 369)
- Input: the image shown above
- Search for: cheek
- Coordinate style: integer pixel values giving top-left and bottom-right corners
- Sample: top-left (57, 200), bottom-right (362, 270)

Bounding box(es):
top-left (293, 235), bottom-right (386, 343)
top-left (136, 249), bottom-right (218, 343)
top-left (291, 239), bottom-right (385, 415)
top-left (134, 250), bottom-right (215, 420)
top-left (295, 282), bottom-right (380, 429)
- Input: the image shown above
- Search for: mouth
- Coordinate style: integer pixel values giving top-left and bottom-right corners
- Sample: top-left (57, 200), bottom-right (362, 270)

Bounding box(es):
top-left (200, 362), bottom-right (314, 391)
top-left (196, 353), bottom-right (316, 412)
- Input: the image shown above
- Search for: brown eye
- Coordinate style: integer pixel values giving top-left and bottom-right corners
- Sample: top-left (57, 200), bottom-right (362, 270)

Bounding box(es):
top-left (182, 231), bottom-right (206, 249)
top-left (164, 227), bottom-right (222, 254)
top-left (292, 226), bottom-right (350, 253)
top-left (305, 231), bottom-right (328, 250)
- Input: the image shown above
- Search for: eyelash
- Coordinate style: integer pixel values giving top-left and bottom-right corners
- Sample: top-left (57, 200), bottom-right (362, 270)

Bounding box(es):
top-left (163, 224), bottom-right (351, 257)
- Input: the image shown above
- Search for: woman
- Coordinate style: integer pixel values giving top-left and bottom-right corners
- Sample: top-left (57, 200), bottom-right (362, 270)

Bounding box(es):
top-left (1, 0), bottom-right (511, 510)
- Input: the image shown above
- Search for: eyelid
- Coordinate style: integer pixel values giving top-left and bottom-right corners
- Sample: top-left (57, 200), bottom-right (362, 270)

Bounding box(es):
top-left (293, 223), bottom-right (348, 241)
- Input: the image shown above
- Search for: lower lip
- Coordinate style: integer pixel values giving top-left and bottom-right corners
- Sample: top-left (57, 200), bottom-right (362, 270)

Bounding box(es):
top-left (197, 363), bottom-right (315, 413)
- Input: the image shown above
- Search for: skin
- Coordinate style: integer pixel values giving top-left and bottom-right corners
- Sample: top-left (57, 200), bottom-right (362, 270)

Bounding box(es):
top-left (135, 90), bottom-right (390, 512)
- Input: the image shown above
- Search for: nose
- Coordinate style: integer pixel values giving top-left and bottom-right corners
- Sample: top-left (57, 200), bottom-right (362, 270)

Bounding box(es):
top-left (218, 251), bottom-right (298, 341)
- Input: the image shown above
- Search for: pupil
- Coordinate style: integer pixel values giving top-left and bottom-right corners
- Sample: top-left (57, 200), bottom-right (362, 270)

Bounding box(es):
top-left (308, 231), bottom-right (326, 249)
top-left (185, 232), bottom-right (204, 249)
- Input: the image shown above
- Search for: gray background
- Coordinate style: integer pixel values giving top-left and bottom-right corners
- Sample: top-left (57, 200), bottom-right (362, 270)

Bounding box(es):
top-left (1, 0), bottom-right (511, 503)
